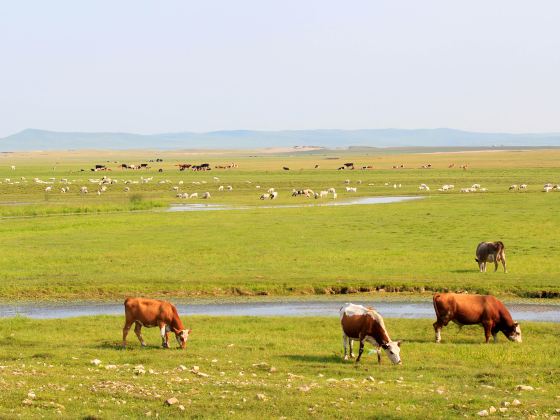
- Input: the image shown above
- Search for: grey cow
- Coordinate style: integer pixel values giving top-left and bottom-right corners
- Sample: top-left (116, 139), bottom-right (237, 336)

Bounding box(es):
top-left (475, 241), bottom-right (507, 273)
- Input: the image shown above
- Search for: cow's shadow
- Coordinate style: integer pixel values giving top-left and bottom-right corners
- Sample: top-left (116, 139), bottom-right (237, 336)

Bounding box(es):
top-left (95, 341), bottom-right (163, 351)
top-left (280, 354), bottom-right (345, 364)
top-left (450, 269), bottom-right (476, 273)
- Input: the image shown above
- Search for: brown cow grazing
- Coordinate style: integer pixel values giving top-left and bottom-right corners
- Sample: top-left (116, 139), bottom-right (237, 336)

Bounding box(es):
top-left (123, 297), bottom-right (191, 349)
top-left (340, 303), bottom-right (402, 364)
top-left (433, 293), bottom-right (521, 344)
top-left (476, 241), bottom-right (507, 272)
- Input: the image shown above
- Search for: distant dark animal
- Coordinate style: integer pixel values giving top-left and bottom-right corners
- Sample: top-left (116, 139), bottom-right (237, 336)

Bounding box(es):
top-left (140, 163), bottom-right (149, 168)
top-left (432, 293), bottom-right (521, 343)
top-left (340, 303), bottom-right (402, 364)
top-left (122, 297), bottom-right (191, 349)
top-left (158, 168), bottom-right (163, 172)
top-left (314, 164), bottom-right (319, 169)
top-left (344, 162), bottom-right (354, 168)
top-left (337, 166), bottom-right (345, 170)
top-left (177, 164), bottom-right (192, 171)
top-left (475, 241), bottom-right (507, 272)
top-left (282, 166), bottom-right (290, 171)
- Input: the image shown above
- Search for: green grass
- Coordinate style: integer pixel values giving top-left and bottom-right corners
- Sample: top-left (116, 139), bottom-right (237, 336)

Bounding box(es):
top-left (0, 149), bottom-right (560, 300)
top-left (0, 316), bottom-right (558, 418)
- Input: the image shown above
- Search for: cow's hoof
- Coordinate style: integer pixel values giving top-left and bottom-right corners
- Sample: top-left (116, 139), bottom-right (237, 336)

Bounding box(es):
top-left (343, 356), bottom-right (349, 361)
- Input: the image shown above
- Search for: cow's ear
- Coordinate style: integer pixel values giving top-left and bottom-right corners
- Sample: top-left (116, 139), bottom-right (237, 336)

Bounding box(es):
top-left (513, 322), bottom-right (519, 327)
top-left (397, 340), bottom-right (402, 347)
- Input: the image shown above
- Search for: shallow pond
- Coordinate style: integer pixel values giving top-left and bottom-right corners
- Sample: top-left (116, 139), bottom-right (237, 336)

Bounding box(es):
top-left (168, 196), bottom-right (423, 212)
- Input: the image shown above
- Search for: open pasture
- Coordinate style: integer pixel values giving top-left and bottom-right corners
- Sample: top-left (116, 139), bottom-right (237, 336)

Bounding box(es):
top-left (0, 148), bottom-right (560, 300)
top-left (0, 316), bottom-right (558, 418)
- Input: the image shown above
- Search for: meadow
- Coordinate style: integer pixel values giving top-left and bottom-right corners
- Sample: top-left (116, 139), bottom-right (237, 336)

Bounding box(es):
top-left (0, 316), bottom-right (558, 419)
top-left (1, 148), bottom-right (560, 418)
top-left (0, 148), bottom-right (559, 300)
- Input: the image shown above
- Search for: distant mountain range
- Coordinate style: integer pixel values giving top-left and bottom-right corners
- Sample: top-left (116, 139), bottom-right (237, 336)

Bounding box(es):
top-left (1, 128), bottom-right (560, 151)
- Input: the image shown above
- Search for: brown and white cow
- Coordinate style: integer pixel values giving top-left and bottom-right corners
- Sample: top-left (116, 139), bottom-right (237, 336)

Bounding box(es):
top-left (475, 241), bottom-right (507, 272)
top-left (123, 297), bottom-right (191, 349)
top-left (340, 303), bottom-right (402, 364)
top-left (432, 293), bottom-right (521, 343)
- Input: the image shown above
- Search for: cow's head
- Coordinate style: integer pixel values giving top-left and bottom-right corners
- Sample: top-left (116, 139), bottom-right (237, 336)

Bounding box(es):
top-left (174, 329), bottom-right (192, 349)
top-left (506, 322), bottom-right (522, 343)
top-left (381, 340), bottom-right (402, 364)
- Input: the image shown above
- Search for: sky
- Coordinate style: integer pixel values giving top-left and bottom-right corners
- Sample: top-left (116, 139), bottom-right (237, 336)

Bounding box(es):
top-left (1, 1), bottom-right (559, 137)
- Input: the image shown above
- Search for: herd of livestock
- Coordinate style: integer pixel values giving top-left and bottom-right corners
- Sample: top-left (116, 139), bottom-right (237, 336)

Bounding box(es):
top-left (122, 240), bottom-right (520, 367)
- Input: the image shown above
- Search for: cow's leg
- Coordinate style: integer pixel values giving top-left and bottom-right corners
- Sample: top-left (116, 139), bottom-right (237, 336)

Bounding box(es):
top-left (342, 334), bottom-right (349, 360)
top-left (122, 320), bottom-right (133, 348)
top-left (159, 323), bottom-right (169, 348)
top-left (483, 262), bottom-right (487, 272)
top-left (356, 335), bottom-right (365, 362)
top-left (433, 321), bottom-right (443, 343)
top-left (349, 338), bottom-right (355, 358)
top-left (376, 347), bottom-right (382, 364)
top-left (501, 256), bottom-right (507, 273)
top-left (494, 259), bottom-right (499, 272)
top-left (483, 322), bottom-right (493, 343)
top-left (134, 322), bottom-right (146, 347)
top-left (479, 262), bottom-right (484, 272)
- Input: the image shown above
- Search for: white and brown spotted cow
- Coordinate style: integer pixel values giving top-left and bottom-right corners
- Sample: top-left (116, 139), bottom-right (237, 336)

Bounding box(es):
top-left (340, 303), bottom-right (402, 364)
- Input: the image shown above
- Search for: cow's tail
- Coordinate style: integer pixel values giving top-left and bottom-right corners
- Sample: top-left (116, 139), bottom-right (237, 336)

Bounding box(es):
top-left (432, 293), bottom-right (442, 320)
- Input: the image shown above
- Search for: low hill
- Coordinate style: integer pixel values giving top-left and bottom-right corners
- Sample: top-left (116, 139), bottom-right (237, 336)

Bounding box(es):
top-left (1, 128), bottom-right (560, 151)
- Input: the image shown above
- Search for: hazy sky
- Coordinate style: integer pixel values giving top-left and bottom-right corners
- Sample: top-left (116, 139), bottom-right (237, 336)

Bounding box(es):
top-left (1, 1), bottom-right (559, 137)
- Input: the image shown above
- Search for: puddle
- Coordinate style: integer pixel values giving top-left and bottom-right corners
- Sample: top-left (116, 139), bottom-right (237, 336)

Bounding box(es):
top-left (168, 196), bottom-right (422, 212)
top-left (1, 300), bottom-right (559, 322)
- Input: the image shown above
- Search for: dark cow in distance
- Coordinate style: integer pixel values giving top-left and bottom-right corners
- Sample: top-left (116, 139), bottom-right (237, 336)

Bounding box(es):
top-left (123, 297), bottom-right (191, 349)
top-left (433, 293), bottom-right (521, 343)
top-left (476, 241), bottom-right (507, 272)
top-left (340, 303), bottom-right (402, 364)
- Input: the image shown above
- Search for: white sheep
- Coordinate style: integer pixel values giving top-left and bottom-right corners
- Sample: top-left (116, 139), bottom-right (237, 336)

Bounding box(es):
top-left (202, 192), bottom-right (211, 199)
top-left (189, 192), bottom-right (198, 199)
top-left (270, 191), bottom-right (278, 199)
top-left (260, 193), bottom-right (270, 200)
top-left (218, 185), bottom-right (224, 191)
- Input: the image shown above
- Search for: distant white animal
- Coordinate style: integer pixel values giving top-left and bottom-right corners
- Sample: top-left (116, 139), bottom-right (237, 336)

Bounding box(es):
top-left (344, 179), bottom-right (350, 184)
top-left (173, 186), bottom-right (179, 191)
top-left (80, 186), bottom-right (88, 194)
top-left (418, 184), bottom-right (430, 191)
top-left (256, 185), bottom-right (261, 189)
top-left (45, 186), bottom-right (52, 192)
top-left (543, 186), bottom-right (553, 193)
top-left (346, 187), bottom-right (357, 192)
top-left (520, 184), bottom-right (528, 190)
top-left (332, 192), bottom-right (337, 199)
top-left (328, 188), bottom-right (336, 194)
top-left (227, 185), bottom-right (233, 191)
top-left (270, 191), bottom-right (278, 199)
top-left (124, 187), bottom-right (130, 192)
top-left (10, 165), bottom-right (15, 171)
top-left (202, 192), bottom-right (211, 199)
top-left (509, 185), bottom-right (518, 191)
top-left (471, 184), bottom-right (481, 189)
top-left (218, 185), bottom-right (224, 191)
top-left (267, 188), bottom-right (275, 194)
top-left (260, 193), bottom-right (270, 200)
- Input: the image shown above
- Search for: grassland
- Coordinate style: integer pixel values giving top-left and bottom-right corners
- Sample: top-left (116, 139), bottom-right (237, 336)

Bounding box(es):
top-left (0, 148), bottom-right (559, 301)
top-left (0, 316), bottom-right (558, 418)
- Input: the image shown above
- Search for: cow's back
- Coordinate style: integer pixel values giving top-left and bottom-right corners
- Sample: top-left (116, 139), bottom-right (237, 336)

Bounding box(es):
top-left (124, 297), bottom-right (173, 327)
top-left (434, 293), bottom-right (499, 325)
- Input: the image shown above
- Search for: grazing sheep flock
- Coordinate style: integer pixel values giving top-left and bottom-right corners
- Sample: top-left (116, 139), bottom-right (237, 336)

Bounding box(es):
top-left (4, 162), bottom-right (560, 208)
